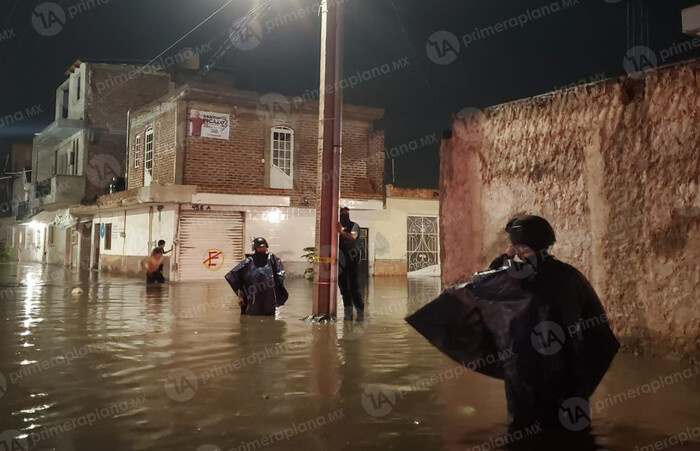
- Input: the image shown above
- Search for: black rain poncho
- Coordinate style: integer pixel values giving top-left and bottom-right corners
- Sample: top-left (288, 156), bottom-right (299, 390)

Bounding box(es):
top-left (406, 255), bottom-right (619, 426)
top-left (225, 253), bottom-right (285, 316)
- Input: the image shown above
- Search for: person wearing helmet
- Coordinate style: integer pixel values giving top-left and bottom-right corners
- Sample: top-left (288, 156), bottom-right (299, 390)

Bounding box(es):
top-left (488, 215), bottom-right (557, 271)
top-left (224, 237), bottom-right (287, 316)
top-left (407, 215), bottom-right (619, 435)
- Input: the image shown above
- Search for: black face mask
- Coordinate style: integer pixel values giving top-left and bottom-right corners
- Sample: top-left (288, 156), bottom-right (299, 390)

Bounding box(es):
top-left (253, 250), bottom-right (268, 267)
top-left (340, 214), bottom-right (352, 228)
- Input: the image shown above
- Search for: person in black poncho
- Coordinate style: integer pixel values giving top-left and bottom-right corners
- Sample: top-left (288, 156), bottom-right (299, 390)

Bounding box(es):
top-left (406, 215), bottom-right (620, 436)
top-left (225, 237), bottom-right (287, 316)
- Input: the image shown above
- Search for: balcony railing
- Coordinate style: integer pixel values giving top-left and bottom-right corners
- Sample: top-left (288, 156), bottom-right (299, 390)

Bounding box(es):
top-left (31, 175), bottom-right (85, 209)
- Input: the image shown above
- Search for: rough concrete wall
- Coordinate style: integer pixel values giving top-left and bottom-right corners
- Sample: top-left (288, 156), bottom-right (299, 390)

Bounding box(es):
top-left (441, 61), bottom-right (700, 359)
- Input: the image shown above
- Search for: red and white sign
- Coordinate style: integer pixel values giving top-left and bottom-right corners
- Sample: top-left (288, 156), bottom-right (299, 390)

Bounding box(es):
top-left (188, 109), bottom-right (230, 140)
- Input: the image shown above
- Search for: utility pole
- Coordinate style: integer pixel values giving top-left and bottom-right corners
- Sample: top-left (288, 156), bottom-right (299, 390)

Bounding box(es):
top-left (313, 0), bottom-right (343, 319)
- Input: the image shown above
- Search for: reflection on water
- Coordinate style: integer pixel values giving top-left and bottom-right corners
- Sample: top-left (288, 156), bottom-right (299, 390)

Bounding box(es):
top-left (0, 263), bottom-right (699, 451)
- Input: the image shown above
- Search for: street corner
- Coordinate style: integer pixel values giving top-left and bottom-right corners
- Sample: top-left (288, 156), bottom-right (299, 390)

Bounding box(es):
top-left (164, 368), bottom-right (199, 402)
top-left (361, 383), bottom-right (396, 417)
top-left (531, 321), bottom-right (566, 356)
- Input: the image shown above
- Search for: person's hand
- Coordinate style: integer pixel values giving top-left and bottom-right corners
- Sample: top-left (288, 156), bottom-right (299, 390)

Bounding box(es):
top-left (505, 245), bottom-right (516, 259)
top-left (337, 222), bottom-right (344, 232)
top-left (514, 245), bottom-right (534, 260)
top-left (237, 292), bottom-right (245, 307)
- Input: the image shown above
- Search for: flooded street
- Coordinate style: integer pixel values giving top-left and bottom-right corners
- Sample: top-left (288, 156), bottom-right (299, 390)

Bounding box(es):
top-left (1, 262), bottom-right (699, 451)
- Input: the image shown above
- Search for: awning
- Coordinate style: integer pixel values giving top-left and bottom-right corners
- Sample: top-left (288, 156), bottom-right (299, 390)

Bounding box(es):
top-left (22, 210), bottom-right (56, 225)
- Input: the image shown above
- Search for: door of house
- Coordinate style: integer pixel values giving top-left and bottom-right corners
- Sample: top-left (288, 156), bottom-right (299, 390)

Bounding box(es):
top-left (407, 216), bottom-right (440, 276)
top-left (177, 210), bottom-right (245, 281)
top-left (357, 227), bottom-right (369, 282)
top-left (92, 223), bottom-right (101, 270)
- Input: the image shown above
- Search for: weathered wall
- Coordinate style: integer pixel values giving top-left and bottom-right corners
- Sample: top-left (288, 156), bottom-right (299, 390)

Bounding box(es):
top-left (441, 60), bottom-right (700, 359)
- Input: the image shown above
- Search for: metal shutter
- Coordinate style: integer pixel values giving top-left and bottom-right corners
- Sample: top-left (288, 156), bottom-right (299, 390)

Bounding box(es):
top-left (178, 210), bottom-right (245, 281)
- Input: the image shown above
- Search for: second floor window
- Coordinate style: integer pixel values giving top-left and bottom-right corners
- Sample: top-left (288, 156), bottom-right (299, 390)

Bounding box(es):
top-left (270, 126), bottom-right (294, 189)
top-left (134, 134), bottom-right (141, 168)
top-left (144, 129), bottom-right (154, 174)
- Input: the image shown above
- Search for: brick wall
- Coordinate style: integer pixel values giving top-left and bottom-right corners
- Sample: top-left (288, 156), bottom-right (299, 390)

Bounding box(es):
top-left (86, 63), bottom-right (172, 196)
top-left (127, 98), bottom-right (178, 190)
top-left (127, 90), bottom-right (385, 207)
top-left (441, 60), bottom-right (700, 359)
top-left (84, 130), bottom-right (127, 201)
top-left (87, 64), bottom-right (171, 131)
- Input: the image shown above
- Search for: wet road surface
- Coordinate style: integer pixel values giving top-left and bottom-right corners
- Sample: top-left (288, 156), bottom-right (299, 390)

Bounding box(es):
top-left (1, 262), bottom-right (699, 451)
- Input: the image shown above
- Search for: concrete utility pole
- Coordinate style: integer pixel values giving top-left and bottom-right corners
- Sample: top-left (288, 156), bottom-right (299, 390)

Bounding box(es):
top-left (313, 0), bottom-right (343, 319)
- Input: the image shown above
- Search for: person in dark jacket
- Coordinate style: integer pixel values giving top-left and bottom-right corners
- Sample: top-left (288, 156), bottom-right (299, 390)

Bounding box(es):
top-left (225, 237), bottom-right (285, 316)
top-left (407, 215), bottom-right (619, 435)
top-left (338, 207), bottom-right (364, 321)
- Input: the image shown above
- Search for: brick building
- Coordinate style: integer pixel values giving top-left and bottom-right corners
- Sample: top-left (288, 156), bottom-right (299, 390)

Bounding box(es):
top-left (84, 83), bottom-right (389, 280)
top-left (7, 59), bottom-right (171, 267)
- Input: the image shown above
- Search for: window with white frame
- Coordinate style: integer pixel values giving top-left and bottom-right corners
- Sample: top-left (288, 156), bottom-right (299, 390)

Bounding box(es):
top-left (270, 126), bottom-right (293, 189)
top-left (134, 134), bottom-right (141, 168)
top-left (144, 128), bottom-right (154, 175)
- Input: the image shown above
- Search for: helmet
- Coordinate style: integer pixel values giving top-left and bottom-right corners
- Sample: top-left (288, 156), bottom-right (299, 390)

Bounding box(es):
top-left (505, 215), bottom-right (556, 251)
top-left (252, 237), bottom-right (269, 251)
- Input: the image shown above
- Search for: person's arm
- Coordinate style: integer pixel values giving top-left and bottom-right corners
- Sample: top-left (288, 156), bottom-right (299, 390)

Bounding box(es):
top-left (337, 223), bottom-right (359, 241)
top-left (162, 247), bottom-right (172, 255)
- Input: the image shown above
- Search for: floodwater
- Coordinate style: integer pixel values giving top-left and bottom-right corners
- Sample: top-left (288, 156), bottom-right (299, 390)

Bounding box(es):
top-left (1, 262), bottom-right (699, 451)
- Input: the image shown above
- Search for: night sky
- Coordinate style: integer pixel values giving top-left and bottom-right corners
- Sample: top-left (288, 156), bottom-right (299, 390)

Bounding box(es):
top-left (1, 0), bottom-right (698, 188)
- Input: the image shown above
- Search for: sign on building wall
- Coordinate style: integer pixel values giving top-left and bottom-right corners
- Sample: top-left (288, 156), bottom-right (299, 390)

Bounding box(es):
top-left (188, 109), bottom-right (230, 140)
top-left (55, 210), bottom-right (77, 230)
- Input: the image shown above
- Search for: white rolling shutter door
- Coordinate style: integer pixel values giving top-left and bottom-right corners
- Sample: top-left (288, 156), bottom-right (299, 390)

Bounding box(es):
top-left (178, 211), bottom-right (245, 281)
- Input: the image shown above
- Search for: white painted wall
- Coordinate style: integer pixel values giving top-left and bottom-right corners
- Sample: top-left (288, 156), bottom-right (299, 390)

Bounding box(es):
top-left (46, 225), bottom-right (70, 265)
top-left (93, 205), bottom-right (177, 257)
top-left (243, 207), bottom-right (315, 263)
top-left (16, 225), bottom-right (45, 263)
top-left (373, 197), bottom-right (440, 262)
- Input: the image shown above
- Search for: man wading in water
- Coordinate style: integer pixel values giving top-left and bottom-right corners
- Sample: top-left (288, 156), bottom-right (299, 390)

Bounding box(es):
top-left (337, 207), bottom-right (364, 321)
top-left (407, 215), bottom-right (619, 446)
